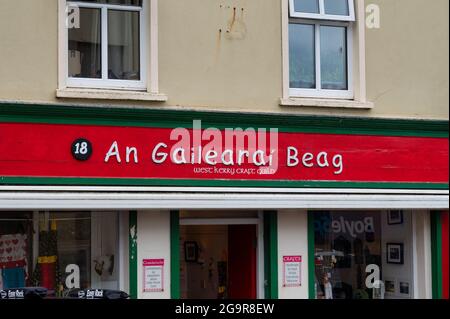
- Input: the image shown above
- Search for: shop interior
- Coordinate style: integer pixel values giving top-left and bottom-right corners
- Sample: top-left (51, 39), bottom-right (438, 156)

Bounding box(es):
top-left (312, 210), bottom-right (414, 299)
top-left (179, 211), bottom-right (260, 300)
top-left (0, 212), bottom-right (120, 296)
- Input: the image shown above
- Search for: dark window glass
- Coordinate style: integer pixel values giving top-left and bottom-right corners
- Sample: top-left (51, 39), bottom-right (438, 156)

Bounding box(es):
top-left (68, 8), bottom-right (102, 78)
top-left (108, 10), bottom-right (140, 80)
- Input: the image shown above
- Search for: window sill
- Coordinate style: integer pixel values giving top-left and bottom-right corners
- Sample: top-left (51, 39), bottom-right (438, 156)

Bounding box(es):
top-left (280, 97), bottom-right (374, 109)
top-left (56, 88), bottom-right (168, 102)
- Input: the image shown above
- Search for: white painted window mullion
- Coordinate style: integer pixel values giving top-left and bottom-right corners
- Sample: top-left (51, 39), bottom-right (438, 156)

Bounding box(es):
top-left (315, 23), bottom-right (321, 91)
top-left (318, 0), bottom-right (325, 15)
top-left (101, 6), bottom-right (108, 80)
top-left (346, 24), bottom-right (353, 94)
top-left (68, 1), bottom-right (141, 11)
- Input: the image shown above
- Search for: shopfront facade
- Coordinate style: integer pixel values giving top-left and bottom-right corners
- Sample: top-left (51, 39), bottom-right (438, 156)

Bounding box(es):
top-left (0, 0), bottom-right (449, 300)
top-left (0, 104), bottom-right (448, 299)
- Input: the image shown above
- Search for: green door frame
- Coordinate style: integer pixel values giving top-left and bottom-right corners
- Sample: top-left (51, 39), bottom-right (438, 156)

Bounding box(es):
top-left (307, 211), bottom-right (316, 299)
top-left (264, 211), bottom-right (278, 299)
top-left (170, 211), bottom-right (181, 299)
top-left (431, 211), bottom-right (443, 299)
top-left (171, 211), bottom-right (278, 299)
top-left (129, 211), bottom-right (138, 299)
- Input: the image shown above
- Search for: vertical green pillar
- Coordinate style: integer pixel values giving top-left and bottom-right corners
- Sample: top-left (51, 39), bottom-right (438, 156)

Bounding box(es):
top-left (307, 211), bottom-right (316, 299)
top-left (129, 211), bottom-right (138, 299)
top-left (170, 211), bottom-right (180, 299)
top-left (431, 211), bottom-right (443, 299)
top-left (264, 211), bottom-right (278, 299)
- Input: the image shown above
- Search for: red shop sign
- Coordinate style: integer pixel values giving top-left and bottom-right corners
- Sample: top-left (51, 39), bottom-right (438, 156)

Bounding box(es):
top-left (0, 122), bottom-right (448, 186)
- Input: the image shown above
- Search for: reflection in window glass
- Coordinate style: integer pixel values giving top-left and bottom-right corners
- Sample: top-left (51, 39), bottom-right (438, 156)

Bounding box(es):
top-left (289, 23), bottom-right (316, 89)
top-left (293, 0), bottom-right (319, 14)
top-left (49, 212), bottom-right (92, 291)
top-left (108, 10), bottom-right (141, 80)
top-left (0, 212), bottom-right (120, 297)
top-left (68, 8), bottom-right (102, 78)
top-left (324, 0), bottom-right (350, 16)
top-left (313, 211), bottom-right (414, 299)
top-left (320, 26), bottom-right (347, 90)
top-left (314, 212), bottom-right (381, 299)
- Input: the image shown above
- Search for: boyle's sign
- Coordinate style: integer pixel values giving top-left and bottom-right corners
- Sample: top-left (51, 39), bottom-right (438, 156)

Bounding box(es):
top-left (0, 121), bottom-right (448, 187)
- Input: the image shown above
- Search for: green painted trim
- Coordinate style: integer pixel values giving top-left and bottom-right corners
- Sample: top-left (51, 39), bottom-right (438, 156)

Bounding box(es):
top-left (170, 211), bottom-right (180, 299)
top-left (431, 211), bottom-right (443, 299)
top-left (0, 102), bottom-right (448, 137)
top-left (0, 177), bottom-right (448, 190)
top-left (129, 211), bottom-right (138, 299)
top-left (307, 212), bottom-right (316, 299)
top-left (264, 211), bottom-right (278, 299)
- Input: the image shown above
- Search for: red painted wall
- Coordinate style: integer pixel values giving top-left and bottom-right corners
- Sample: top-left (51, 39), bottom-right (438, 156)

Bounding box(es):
top-left (442, 211), bottom-right (449, 299)
top-left (228, 225), bottom-right (257, 299)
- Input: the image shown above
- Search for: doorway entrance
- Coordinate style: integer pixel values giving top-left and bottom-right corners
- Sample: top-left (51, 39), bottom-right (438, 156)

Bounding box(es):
top-left (179, 212), bottom-right (262, 299)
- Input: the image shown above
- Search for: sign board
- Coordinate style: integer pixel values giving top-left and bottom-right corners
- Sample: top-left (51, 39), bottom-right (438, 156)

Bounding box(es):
top-left (283, 256), bottom-right (302, 287)
top-left (143, 259), bottom-right (164, 292)
top-left (0, 123), bottom-right (448, 186)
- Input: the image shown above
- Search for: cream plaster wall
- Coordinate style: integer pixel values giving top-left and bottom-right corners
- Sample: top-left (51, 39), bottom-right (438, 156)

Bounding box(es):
top-left (137, 210), bottom-right (171, 299)
top-left (0, 0), bottom-right (447, 120)
top-left (277, 210), bottom-right (309, 299)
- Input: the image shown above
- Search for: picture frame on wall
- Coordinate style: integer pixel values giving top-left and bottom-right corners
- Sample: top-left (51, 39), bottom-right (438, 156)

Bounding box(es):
top-left (184, 241), bottom-right (198, 262)
top-left (399, 280), bottom-right (411, 297)
top-left (386, 243), bottom-right (404, 264)
top-left (387, 210), bottom-right (404, 225)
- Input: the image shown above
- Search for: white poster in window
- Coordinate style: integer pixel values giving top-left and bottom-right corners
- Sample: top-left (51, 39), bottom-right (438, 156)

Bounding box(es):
top-left (283, 256), bottom-right (302, 287)
top-left (143, 259), bottom-right (164, 292)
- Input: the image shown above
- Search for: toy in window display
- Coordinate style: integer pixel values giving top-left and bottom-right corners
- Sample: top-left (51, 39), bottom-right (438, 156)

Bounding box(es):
top-left (323, 274), bottom-right (333, 299)
top-left (314, 250), bottom-right (342, 299)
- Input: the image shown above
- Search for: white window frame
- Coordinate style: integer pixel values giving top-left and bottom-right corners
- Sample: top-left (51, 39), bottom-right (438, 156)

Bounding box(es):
top-left (59, 0), bottom-right (149, 91)
top-left (289, 19), bottom-right (354, 99)
top-left (289, 0), bottom-right (355, 22)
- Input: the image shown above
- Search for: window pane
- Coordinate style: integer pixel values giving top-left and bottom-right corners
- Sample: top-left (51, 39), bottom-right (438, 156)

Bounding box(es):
top-left (68, 8), bottom-right (101, 78)
top-left (324, 0), bottom-right (350, 16)
top-left (293, 0), bottom-right (319, 14)
top-left (313, 211), bottom-right (416, 300)
top-left (314, 212), bottom-right (382, 299)
top-left (49, 212), bottom-right (92, 290)
top-left (108, 10), bottom-right (140, 80)
top-left (70, 0), bottom-right (142, 6)
top-left (320, 26), bottom-right (347, 90)
top-left (289, 23), bottom-right (316, 89)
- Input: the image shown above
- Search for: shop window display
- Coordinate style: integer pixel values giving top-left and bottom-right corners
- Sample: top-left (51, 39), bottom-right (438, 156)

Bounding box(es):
top-left (0, 212), bottom-right (119, 297)
top-left (313, 211), bottom-right (414, 299)
top-left (0, 213), bottom-right (33, 290)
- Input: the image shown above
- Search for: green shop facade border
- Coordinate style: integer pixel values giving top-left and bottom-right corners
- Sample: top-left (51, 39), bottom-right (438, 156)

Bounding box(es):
top-left (0, 102), bottom-right (448, 190)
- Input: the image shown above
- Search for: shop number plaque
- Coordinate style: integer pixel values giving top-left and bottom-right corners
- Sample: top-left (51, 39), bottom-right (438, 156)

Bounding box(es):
top-left (71, 138), bottom-right (93, 161)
